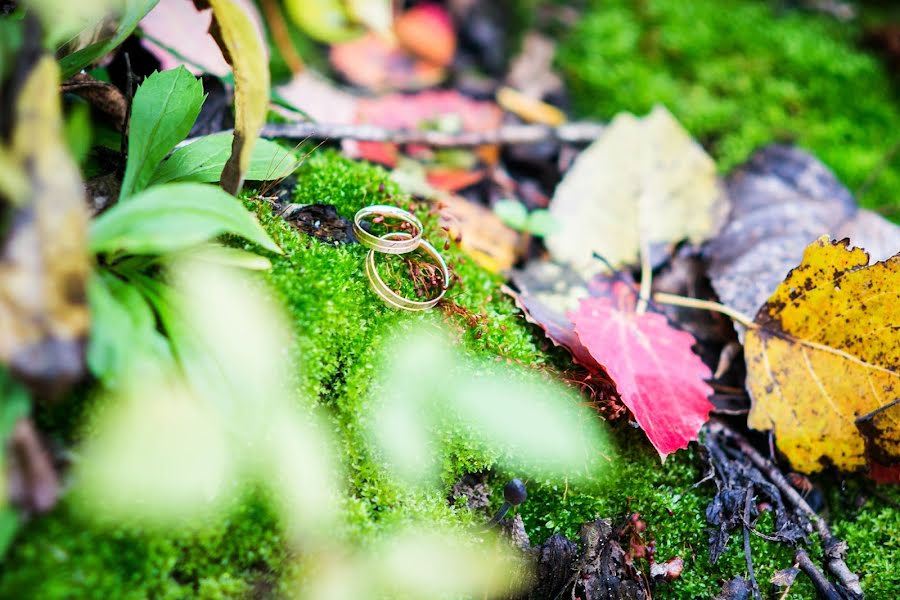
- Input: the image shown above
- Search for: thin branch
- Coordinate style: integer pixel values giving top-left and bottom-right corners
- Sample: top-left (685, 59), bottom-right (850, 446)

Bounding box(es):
top-left (653, 292), bottom-right (756, 329)
top-left (743, 489), bottom-right (761, 600)
top-left (250, 120), bottom-right (608, 147)
top-left (708, 421), bottom-right (864, 598)
top-left (636, 237), bottom-right (652, 315)
top-left (795, 549), bottom-right (843, 600)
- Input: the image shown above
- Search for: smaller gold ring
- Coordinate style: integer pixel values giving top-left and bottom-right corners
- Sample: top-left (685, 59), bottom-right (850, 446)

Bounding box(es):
top-left (353, 205), bottom-right (423, 255)
top-left (365, 233), bottom-right (449, 311)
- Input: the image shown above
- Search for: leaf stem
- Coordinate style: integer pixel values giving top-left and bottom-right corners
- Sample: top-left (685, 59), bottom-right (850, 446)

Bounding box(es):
top-left (636, 238), bottom-right (652, 314)
top-left (653, 292), bottom-right (756, 329)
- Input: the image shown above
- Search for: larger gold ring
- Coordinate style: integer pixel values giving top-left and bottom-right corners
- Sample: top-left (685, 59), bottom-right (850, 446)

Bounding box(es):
top-left (365, 232), bottom-right (449, 311)
top-left (353, 205), bottom-right (423, 255)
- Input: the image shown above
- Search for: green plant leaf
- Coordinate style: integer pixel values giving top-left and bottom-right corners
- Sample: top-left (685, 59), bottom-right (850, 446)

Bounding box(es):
top-left (119, 67), bottom-right (205, 201)
top-left (86, 271), bottom-right (173, 386)
top-left (91, 182), bottom-right (282, 255)
top-left (58, 0), bottom-right (160, 79)
top-left (150, 134), bottom-right (296, 185)
top-left (525, 209), bottom-right (559, 237)
top-left (493, 199), bottom-right (528, 231)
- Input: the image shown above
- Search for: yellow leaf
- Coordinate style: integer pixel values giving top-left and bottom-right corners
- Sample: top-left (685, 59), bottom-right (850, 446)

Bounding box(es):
top-left (437, 195), bottom-right (521, 273)
top-left (544, 106), bottom-right (726, 276)
top-left (206, 0), bottom-right (270, 195)
top-left (746, 236), bottom-right (900, 473)
top-left (0, 56), bottom-right (90, 388)
top-left (496, 86), bottom-right (566, 126)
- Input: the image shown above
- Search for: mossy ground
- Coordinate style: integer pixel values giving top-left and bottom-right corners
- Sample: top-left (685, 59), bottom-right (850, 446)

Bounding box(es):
top-left (4, 1), bottom-right (900, 596)
top-left (557, 0), bottom-right (900, 218)
top-left (4, 151), bottom-right (898, 598)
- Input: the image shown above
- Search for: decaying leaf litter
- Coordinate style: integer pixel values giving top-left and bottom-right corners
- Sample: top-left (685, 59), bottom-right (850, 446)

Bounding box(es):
top-left (2, 1), bottom-right (900, 598)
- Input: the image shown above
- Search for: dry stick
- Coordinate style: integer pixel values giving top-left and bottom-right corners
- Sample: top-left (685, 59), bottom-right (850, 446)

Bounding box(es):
top-left (708, 421), bottom-right (864, 598)
top-left (256, 121), bottom-right (607, 147)
top-left (796, 549), bottom-right (843, 600)
top-left (743, 489), bottom-right (761, 600)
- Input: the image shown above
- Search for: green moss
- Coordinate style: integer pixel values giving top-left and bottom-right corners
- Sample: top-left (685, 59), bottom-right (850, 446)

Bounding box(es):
top-left (557, 0), bottom-right (900, 215)
top-left (3, 151), bottom-right (896, 597)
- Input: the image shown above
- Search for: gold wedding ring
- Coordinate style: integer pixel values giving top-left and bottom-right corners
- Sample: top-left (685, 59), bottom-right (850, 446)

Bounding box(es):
top-left (353, 205), bottom-right (449, 311)
top-left (365, 232), bottom-right (449, 311)
top-left (353, 204), bottom-right (423, 255)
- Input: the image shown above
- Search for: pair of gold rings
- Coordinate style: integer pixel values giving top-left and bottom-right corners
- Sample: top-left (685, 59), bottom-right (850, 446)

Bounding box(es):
top-left (353, 205), bottom-right (449, 311)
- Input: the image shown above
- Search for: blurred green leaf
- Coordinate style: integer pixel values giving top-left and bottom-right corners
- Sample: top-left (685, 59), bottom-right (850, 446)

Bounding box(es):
top-left (525, 209), bottom-right (559, 237)
top-left (58, 0), bottom-right (160, 79)
top-left (0, 509), bottom-right (19, 562)
top-left (91, 182), bottom-right (282, 255)
top-left (63, 102), bottom-right (93, 166)
top-left (150, 134), bottom-right (296, 185)
top-left (86, 271), bottom-right (173, 386)
top-left (493, 199), bottom-right (528, 231)
top-left (119, 67), bottom-right (205, 201)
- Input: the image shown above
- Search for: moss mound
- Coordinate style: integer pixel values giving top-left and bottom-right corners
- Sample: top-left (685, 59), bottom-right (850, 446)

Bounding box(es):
top-left (558, 0), bottom-right (900, 215)
top-left (2, 153), bottom-right (898, 597)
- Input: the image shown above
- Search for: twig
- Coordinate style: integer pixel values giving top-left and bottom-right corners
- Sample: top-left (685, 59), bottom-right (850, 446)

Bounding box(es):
top-left (636, 236), bottom-right (652, 314)
top-left (653, 293), bottom-right (756, 329)
top-left (743, 489), bottom-right (761, 600)
top-left (254, 120), bottom-right (607, 147)
top-left (796, 549), bottom-right (843, 600)
top-left (708, 421), bottom-right (864, 598)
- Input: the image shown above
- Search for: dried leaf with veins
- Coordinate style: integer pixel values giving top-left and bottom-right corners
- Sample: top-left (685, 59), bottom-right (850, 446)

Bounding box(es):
top-left (571, 282), bottom-right (714, 458)
top-left (545, 105), bottom-right (726, 276)
top-left (746, 237), bottom-right (900, 474)
top-left (705, 145), bottom-right (900, 337)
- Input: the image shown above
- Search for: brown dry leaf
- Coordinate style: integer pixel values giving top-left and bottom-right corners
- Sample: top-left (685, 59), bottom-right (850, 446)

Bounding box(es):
top-left (61, 72), bottom-right (128, 130)
top-left (437, 195), bottom-right (520, 272)
top-left (0, 56), bottom-right (90, 393)
top-left (745, 237), bottom-right (900, 474)
top-left (544, 106), bottom-right (726, 276)
top-left (202, 0), bottom-right (270, 195)
top-left (705, 145), bottom-right (900, 337)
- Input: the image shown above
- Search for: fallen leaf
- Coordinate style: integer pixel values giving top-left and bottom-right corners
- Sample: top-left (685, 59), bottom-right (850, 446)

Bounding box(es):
top-left (0, 56), bottom-right (90, 393)
top-left (745, 237), bottom-right (900, 474)
top-left (496, 86), bottom-right (566, 126)
top-left (277, 203), bottom-right (356, 244)
top-left (705, 145), bottom-right (900, 337)
top-left (856, 399), bottom-right (900, 474)
top-left (571, 281), bottom-right (714, 458)
top-left (329, 31), bottom-right (445, 92)
top-left (275, 69), bottom-right (359, 123)
top-left (504, 261), bottom-right (611, 368)
top-left (348, 90), bottom-right (502, 192)
top-left (139, 0), bottom-right (265, 76)
top-left (203, 0), bottom-right (270, 195)
top-left (394, 3), bottom-right (455, 67)
top-left (650, 557), bottom-right (684, 582)
top-left (545, 106), bottom-right (726, 276)
top-left (437, 195), bottom-right (520, 272)
top-left (60, 73), bottom-right (128, 130)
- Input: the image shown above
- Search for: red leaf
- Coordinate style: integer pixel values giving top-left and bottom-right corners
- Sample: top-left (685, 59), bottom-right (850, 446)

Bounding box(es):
top-left (570, 282), bottom-right (714, 458)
